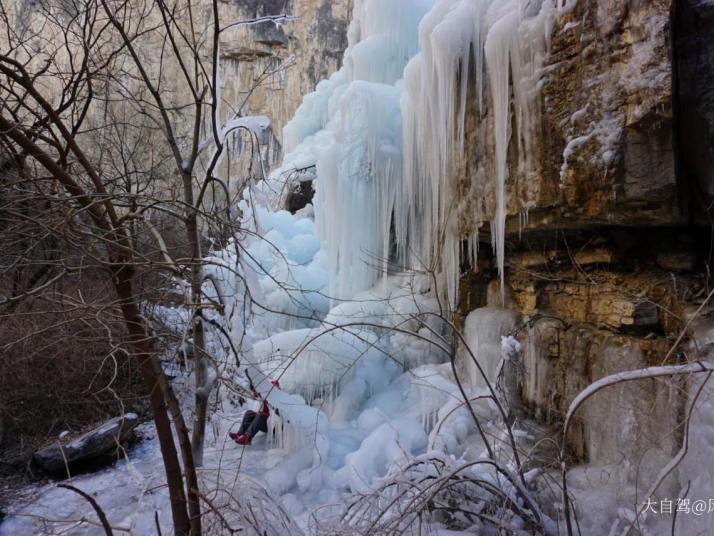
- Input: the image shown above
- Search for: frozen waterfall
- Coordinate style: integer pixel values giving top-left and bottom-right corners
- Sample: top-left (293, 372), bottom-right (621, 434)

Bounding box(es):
top-left (273, 0), bottom-right (556, 306)
top-left (212, 0), bottom-right (567, 521)
top-left (219, 0), bottom-right (565, 507)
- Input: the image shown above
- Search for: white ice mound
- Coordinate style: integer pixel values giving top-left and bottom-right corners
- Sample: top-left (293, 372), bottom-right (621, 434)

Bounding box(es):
top-left (252, 326), bottom-right (384, 405)
top-left (338, 417), bottom-right (428, 493)
top-left (463, 306), bottom-right (518, 389)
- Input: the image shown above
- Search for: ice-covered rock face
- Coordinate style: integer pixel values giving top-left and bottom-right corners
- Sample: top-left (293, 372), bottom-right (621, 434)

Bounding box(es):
top-left (274, 0), bottom-right (559, 306)
top-left (454, 0), bottom-right (686, 238)
top-left (402, 0), bottom-right (556, 306)
top-left (252, 0), bottom-right (714, 528)
top-left (234, 0), bottom-right (564, 504)
top-left (189, 0), bottom-right (714, 528)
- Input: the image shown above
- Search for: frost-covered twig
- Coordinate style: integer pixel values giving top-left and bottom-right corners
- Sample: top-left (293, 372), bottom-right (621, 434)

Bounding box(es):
top-left (623, 370), bottom-right (713, 536)
top-left (560, 361), bottom-right (714, 536)
top-left (329, 454), bottom-right (552, 535)
top-left (190, 486), bottom-right (240, 534)
top-left (198, 472), bottom-right (302, 535)
top-left (562, 362), bottom-right (714, 436)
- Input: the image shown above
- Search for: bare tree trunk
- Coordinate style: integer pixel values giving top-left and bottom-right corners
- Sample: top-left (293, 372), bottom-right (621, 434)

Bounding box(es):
top-left (161, 357), bottom-right (204, 535)
top-left (184, 182), bottom-right (209, 468)
top-left (191, 307), bottom-right (209, 468)
top-left (0, 116), bottom-right (200, 535)
top-left (114, 269), bottom-right (192, 535)
top-left (116, 269), bottom-right (202, 535)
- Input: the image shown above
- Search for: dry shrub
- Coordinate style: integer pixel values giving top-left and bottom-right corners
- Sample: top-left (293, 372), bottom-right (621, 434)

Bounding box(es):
top-left (0, 272), bottom-right (146, 480)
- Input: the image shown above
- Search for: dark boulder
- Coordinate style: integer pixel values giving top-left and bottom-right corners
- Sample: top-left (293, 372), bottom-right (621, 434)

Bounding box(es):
top-left (32, 414), bottom-right (139, 476)
top-left (285, 179), bottom-right (315, 214)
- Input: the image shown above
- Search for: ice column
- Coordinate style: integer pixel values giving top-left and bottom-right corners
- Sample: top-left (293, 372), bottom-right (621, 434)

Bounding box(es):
top-left (400, 0), bottom-right (555, 306)
top-left (276, 0), bottom-right (555, 304)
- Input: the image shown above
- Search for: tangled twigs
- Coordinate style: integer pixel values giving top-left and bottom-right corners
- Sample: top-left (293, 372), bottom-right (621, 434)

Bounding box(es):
top-left (323, 454), bottom-right (552, 535)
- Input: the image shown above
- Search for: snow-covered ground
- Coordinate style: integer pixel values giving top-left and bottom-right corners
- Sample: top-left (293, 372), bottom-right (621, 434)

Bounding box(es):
top-left (1, 424), bottom-right (184, 535)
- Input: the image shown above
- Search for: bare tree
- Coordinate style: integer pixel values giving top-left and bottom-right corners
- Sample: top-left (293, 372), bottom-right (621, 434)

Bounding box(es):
top-left (1, 0), bottom-right (290, 533)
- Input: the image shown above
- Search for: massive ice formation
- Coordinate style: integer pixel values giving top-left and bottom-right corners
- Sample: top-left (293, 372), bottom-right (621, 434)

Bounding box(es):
top-left (227, 0), bottom-right (563, 503)
top-left (226, 0), bottom-right (563, 499)
top-left (273, 0), bottom-right (556, 306)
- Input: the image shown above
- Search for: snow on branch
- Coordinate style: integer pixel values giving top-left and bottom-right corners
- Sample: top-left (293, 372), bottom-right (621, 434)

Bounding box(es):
top-left (221, 14), bottom-right (297, 34)
top-left (563, 360), bottom-right (714, 435)
top-left (195, 115), bottom-right (270, 157)
top-left (221, 115), bottom-right (270, 140)
top-left (560, 360), bottom-right (714, 536)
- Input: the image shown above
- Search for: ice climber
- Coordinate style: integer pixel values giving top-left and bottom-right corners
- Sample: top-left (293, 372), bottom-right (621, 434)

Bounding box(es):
top-left (230, 379), bottom-right (279, 445)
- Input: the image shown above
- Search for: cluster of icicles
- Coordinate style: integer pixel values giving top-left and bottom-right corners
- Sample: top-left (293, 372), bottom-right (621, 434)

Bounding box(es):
top-left (275, 0), bottom-right (562, 306)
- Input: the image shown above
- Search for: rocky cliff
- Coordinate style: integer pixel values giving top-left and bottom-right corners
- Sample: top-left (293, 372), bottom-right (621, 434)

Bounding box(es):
top-left (217, 0), bottom-right (352, 175)
top-left (454, 0), bottom-right (714, 501)
top-left (6, 0), bottom-right (351, 185)
top-left (455, 0), bottom-right (689, 234)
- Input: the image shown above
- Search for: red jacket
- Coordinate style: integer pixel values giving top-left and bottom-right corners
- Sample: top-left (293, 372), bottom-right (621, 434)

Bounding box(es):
top-left (258, 380), bottom-right (279, 416)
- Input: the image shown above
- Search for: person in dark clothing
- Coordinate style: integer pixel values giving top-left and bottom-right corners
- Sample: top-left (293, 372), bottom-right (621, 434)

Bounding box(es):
top-left (229, 401), bottom-right (270, 445)
top-left (229, 379), bottom-right (279, 445)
